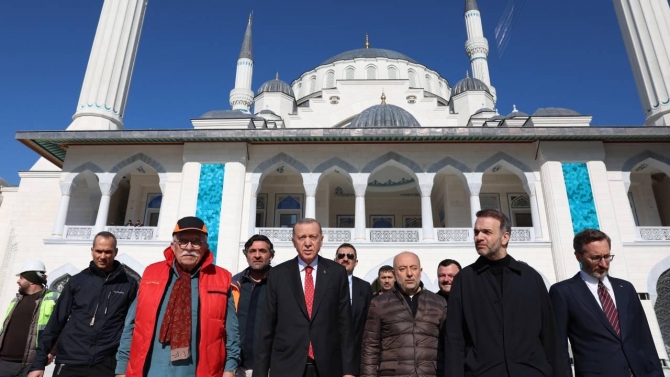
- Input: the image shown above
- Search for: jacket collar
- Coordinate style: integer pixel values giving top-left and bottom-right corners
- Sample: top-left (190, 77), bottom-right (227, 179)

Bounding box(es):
top-left (472, 254), bottom-right (523, 275)
top-left (88, 260), bottom-right (124, 280)
top-left (240, 266), bottom-right (271, 283)
top-left (14, 288), bottom-right (48, 301)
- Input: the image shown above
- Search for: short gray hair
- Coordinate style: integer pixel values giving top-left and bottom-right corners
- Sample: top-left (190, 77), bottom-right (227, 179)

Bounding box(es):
top-left (292, 218), bottom-right (323, 236)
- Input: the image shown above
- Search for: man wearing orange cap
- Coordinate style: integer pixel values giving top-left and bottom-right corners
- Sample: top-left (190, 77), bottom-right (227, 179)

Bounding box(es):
top-left (115, 216), bottom-right (240, 377)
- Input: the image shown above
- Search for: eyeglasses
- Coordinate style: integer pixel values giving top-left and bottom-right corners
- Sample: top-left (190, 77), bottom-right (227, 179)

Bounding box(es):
top-left (337, 253), bottom-right (355, 260)
top-left (175, 239), bottom-right (202, 249)
top-left (587, 254), bottom-right (615, 263)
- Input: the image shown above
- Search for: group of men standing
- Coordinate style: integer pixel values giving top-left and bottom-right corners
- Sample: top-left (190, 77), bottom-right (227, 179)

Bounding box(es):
top-left (0, 209), bottom-right (664, 376)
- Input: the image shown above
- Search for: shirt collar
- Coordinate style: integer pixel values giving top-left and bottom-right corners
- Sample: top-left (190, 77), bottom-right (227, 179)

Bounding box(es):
top-left (348, 275), bottom-right (353, 285)
top-left (298, 255), bottom-right (319, 271)
top-left (473, 254), bottom-right (523, 274)
top-left (579, 269), bottom-right (612, 291)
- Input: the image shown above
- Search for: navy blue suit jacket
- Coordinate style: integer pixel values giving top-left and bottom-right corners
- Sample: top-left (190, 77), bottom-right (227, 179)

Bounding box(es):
top-left (549, 273), bottom-right (663, 377)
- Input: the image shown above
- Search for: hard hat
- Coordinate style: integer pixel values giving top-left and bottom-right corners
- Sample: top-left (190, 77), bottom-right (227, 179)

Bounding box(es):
top-left (16, 260), bottom-right (46, 276)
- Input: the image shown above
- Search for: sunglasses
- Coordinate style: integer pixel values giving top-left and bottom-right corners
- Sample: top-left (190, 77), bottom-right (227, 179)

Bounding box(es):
top-left (337, 253), bottom-right (355, 260)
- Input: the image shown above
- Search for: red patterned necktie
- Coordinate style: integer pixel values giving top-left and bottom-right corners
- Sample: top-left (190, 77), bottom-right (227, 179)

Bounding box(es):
top-left (305, 265), bottom-right (315, 359)
top-left (598, 281), bottom-right (620, 337)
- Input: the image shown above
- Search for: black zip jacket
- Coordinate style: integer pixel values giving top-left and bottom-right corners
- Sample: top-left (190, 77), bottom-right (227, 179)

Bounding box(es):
top-left (29, 260), bottom-right (138, 371)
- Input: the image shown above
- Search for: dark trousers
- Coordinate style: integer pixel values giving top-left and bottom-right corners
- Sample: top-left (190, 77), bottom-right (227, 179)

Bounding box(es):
top-left (0, 360), bottom-right (29, 377)
top-left (303, 359), bottom-right (319, 377)
top-left (54, 356), bottom-right (115, 377)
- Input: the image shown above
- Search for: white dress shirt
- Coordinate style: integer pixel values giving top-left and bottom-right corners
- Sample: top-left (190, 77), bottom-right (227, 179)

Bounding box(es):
top-left (298, 255), bottom-right (319, 291)
top-left (348, 275), bottom-right (353, 305)
top-left (580, 270), bottom-right (617, 309)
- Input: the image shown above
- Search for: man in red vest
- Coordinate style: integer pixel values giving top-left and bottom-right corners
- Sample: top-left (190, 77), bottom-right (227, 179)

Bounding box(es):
top-left (115, 216), bottom-right (240, 377)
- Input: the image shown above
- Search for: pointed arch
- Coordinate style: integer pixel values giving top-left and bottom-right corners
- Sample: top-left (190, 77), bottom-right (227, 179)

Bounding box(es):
top-left (64, 162), bottom-right (104, 184)
top-left (314, 158), bottom-right (358, 174)
top-left (622, 150), bottom-right (670, 175)
top-left (427, 156), bottom-right (472, 187)
top-left (110, 153), bottom-right (166, 174)
top-left (475, 152), bottom-right (536, 187)
top-left (253, 152), bottom-right (310, 183)
top-left (362, 152), bottom-right (423, 175)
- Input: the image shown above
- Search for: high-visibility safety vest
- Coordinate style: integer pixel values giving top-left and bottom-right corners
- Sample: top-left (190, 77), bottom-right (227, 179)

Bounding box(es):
top-left (1, 290), bottom-right (59, 347)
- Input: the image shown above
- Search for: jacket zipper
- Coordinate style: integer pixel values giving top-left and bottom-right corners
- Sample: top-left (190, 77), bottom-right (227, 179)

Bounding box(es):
top-left (89, 274), bottom-right (111, 326)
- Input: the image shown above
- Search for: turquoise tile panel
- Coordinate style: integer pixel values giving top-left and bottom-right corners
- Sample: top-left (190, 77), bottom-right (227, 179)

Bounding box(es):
top-left (561, 162), bottom-right (599, 234)
top-left (196, 164), bottom-right (225, 261)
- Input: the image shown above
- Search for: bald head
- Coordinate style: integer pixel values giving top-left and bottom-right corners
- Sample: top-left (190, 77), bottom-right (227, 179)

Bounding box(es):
top-left (393, 252), bottom-right (422, 295)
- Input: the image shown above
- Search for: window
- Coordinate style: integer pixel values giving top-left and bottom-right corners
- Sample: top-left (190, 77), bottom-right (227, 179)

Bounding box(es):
top-left (274, 194), bottom-right (303, 227)
top-left (324, 70), bottom-right (335, 88)
top-left (143, 193), bottom-right (162, 227)
top-left (388, 66), bottom-right (398, 79)
top-left (408, 70), bottom-right (418, 88)
top-left (309, 76), bottom-right (316, 93)
top-left (345, 66), bottom-right (355, 80)
top-left (255, 193), bottom-right (267, 227)
top-left (425, 75), bottom-right (433, 93)
top-left (366, 65), bottom-right (377, 79)
top-left (508, 193), bottom-right (533, 227)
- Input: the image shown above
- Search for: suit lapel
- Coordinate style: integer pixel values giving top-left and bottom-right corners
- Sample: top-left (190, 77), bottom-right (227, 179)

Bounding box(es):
top-left (568, 273), bottom-right (620, 338)
top-left (288, 257), bottom-right (309, 320)
top-left (351, 277), bottom-right (360, 317)
top-left (611, 277), bottom-right (630, 339)
top-left (311, 257), bottom-right (331, 320)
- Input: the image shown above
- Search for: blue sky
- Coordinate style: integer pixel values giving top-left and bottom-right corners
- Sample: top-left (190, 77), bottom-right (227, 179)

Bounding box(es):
top-left (0, 0), bottom-right (643, 184)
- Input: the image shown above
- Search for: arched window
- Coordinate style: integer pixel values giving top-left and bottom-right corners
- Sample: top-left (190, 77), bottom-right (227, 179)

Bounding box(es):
top-left (388, 66), bottom-right (398, 79)
top-left (366, 65), bottom-right (377, 80)
top-left (345, 66), bottom-right (355, 80)
top-left (408, 70), bottom-right (418, 88)
top-left (324, 70), bottom-right (335, 88)
top-left (425, 75), bottom-right (433, 93)
top-left (309, 76), bottom-right (317, 93)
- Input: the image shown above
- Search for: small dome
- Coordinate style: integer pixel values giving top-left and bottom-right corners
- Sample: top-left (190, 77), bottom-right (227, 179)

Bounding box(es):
top-left (347, 102), bottom-right (421, 128)
top-left (488, 114), bottom-right (505, 121)
top-left (533, 107), bottom-right (581, 116)
top-left (257, 78), bottom-right (295, 97)
top-left (506, 105), bottom-right (529, 118)
top-left (473, 108), bottom-right (495, 116)
top-left (452, 77), bottom-right (490, 96)
top-left (0, 177), bottom-right (11, 187)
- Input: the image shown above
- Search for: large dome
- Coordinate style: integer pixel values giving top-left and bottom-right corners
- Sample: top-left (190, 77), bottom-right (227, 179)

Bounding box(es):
top-left (347, 102), bottom-right (421, 128)
top-left (321, 48), bottom-right (418, 66)
top-left (257, 78), bottom-right (294, 97)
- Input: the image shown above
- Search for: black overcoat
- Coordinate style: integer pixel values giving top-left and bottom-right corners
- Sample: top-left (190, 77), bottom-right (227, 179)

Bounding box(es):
top-left (444, 255), bottom-right (567, 377)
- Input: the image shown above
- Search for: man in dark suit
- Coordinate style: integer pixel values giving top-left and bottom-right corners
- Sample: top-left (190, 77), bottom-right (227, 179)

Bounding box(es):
top-left (253, 219), bottom-right (355, 377)
top-left (334, 243), bottom-right (372, 376)
top-left (549, 229), bottom-right (664, 377)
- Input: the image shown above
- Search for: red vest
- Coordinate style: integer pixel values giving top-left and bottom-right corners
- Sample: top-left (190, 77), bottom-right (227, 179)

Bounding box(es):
top-left (126, 247), bottom-right (232, 377)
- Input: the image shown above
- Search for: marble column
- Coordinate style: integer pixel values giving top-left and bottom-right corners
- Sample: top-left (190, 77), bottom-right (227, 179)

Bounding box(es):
top-left (417, 173), bottom-right (436, 241)
top-left (52, 182), bottom-right (77, 237)
top-left (351, 173), bottom-right (370, 241)
top-left (301, 173), bottom-right (321, 220)
top-left (94, 181), bottom-right (118, 234)
top-left (524, 182), bottom-right (543, 240)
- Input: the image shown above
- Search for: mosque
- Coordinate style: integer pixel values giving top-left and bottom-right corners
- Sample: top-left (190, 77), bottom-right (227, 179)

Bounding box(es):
top-left (2, 0), bottom-right (670, 368)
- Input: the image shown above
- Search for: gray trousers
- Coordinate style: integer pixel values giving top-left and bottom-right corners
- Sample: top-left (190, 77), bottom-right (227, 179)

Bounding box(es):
top-left (0, 359), bottom-right (29, 377)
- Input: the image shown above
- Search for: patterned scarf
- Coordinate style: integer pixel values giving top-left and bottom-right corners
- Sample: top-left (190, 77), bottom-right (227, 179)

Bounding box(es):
top-left (159, 263), bottom-right (192, 361)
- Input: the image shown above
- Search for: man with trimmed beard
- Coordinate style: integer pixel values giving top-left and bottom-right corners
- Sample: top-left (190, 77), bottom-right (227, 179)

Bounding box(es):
top-left (549, 229), bottom-right (663, 376)
top-left (436, 259), bottom-right (461, 303)
top-left (334, 243), bottom-right (371, 377)
top-left (232, 235), bottom-right (274, 377)
top-left (445, 209), bottom-right (564, 377)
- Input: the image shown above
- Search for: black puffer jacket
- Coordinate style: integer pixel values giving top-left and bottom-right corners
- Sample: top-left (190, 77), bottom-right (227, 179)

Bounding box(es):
top-left (361, 284), bottom-right (447, 377)
top-left (30, 261), bottom-right (138, 371)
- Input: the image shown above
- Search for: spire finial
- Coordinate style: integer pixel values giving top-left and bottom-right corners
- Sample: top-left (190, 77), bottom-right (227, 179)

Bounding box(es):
top-left (365, 33), bottom-right (370, 49)
top-left (512, 104), bottom-right (518, 112)
top-left (466, 70), bottom-right (469, 78)
top-left (276, 72), bottom-right (279, 80)
top-left (249, 12), bottom-right (253, 24)
top-left (239, 13), bottom-right (253, 60)
top-left (381, 90), bottom-right (386, 104)
top-left (495, 108), bottom-right (499, 115)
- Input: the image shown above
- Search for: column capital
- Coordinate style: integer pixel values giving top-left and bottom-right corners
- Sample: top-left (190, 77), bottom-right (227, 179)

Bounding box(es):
top-left (301, 173), bottom-right (322, 197)
top-left (99, 181), bottom-right (118, 196)
top-left (59, 181), bottom-right (77, 195)
top-left (250, 173), bottom-right (262, 196)
top-left (464, 173), bottom-right (483, 195)
top-left (416, 173), bottom-right (436, 197)
top-left (351, 173), bottom-right (370, 197)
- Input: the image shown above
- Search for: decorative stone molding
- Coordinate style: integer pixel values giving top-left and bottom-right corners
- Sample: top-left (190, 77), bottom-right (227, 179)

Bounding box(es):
top-left (59, 182), bottom-right (77, 196)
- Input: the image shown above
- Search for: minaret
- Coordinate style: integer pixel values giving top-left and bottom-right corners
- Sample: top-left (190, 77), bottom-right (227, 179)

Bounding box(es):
top-left (613, 0), bottom-right (670, 126)
top-left (230, 14), bottom-right (254, 113)
top-left (464, 0), bottom-right (495, 99)
top-left (68, 0), bottom-right (149, 131)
